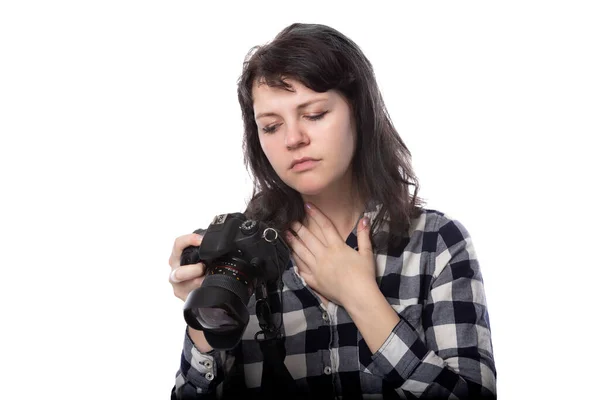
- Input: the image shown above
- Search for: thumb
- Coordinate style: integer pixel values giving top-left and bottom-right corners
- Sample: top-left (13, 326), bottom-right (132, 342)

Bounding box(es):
top-left (357, 217), bottom-right (373, 257)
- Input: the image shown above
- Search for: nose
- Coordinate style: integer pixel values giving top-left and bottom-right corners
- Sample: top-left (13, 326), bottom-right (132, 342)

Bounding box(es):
top-left (284, 122), bottom-right (309, 149)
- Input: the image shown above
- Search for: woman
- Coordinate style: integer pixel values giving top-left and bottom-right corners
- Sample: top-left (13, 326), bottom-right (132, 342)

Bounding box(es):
top-left (169, 23), bottom-right (496, 399)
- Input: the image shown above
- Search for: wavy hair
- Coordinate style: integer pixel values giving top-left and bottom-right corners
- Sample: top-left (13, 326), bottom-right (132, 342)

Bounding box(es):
top-left (237, 23), bottom-right (425, 249)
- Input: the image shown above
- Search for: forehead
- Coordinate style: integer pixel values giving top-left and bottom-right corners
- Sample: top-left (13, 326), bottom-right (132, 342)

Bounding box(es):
top-left (252, 79), bottom-right (331, 112)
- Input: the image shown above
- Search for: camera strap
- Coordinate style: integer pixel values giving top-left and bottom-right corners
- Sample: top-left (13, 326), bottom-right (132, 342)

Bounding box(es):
top-left (257, 333), bottom-right (300, 397)
top-left (254, 283), bottom-right (302, 399)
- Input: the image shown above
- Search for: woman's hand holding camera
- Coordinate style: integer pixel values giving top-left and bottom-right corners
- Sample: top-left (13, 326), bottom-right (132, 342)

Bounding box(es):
top-left (169, 233), bottom-right (214, 352)
top-left (168, 233), bottom-right (206, 302)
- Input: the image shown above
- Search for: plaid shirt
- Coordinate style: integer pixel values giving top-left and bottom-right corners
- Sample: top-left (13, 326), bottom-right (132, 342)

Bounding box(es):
top-left (172, 207), bottom-right (496, 399)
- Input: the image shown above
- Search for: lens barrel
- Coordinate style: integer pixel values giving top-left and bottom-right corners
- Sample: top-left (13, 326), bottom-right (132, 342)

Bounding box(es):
top-left (183, 257), bottom-right (255, 349)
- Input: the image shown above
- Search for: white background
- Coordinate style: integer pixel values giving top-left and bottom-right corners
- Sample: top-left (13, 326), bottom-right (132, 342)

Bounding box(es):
top-left (1, 1), bottom-right (598, 399)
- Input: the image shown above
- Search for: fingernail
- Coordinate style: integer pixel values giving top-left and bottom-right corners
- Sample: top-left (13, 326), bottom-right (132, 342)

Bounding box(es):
top-left (170, 268), bottom-right (182, 283)
top-left (361, 217), bottom-right (370, 229)
top-left (305, 203), bottom-right (312, 211)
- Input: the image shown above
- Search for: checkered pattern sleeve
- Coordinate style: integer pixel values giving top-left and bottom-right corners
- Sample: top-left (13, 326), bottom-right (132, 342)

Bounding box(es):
top-left (171, 329), bottom-right (241, 399)
top-left (368, 215), bottom-right (496, 398)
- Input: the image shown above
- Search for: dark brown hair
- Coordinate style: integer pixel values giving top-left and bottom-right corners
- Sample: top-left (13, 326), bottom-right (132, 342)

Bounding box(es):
top-left (237, 23), bottom-right (425, 248)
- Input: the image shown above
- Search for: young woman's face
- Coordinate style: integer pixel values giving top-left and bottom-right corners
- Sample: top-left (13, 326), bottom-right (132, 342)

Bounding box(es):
top-left (253, 78), bottom-right (357, 196)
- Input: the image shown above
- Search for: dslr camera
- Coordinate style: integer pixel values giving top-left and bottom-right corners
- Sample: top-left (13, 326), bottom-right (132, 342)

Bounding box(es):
top-left (180, 213), bottom-right (290, 350)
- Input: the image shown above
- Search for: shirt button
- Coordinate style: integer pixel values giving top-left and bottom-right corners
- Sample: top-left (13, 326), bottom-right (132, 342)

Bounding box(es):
top-left (322, 312), bottom-right (329, 322)
top-left (205, 372), bottom-right (214, 381)
top-left (324, 366), bottom-right (332, 375)
top-left (203, 360), bottom-right (212, 369)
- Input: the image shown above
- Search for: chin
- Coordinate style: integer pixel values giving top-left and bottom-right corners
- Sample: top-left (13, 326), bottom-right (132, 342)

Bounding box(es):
top-left (290, 181), bottom-right (329, 197)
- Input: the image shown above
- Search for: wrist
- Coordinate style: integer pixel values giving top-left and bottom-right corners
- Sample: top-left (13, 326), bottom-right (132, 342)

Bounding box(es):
top-left (341, 277), bottom-right (380, 313)
top-left (187, 326), bottom-right (214, 353)
top-left (342, 279), bottom-right (401, 353)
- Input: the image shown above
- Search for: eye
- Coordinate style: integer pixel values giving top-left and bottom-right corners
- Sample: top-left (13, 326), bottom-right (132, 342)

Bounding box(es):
top-left (262, 124), bottom-right (280, 134)
top-left (261, 111), bottom-right (328, 134)
top-left (306, 111), bottom-right (328, 121)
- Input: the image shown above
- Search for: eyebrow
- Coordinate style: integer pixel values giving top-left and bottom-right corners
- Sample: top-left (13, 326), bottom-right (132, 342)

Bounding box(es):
top-left (255, 98), bottom-right (329, 120)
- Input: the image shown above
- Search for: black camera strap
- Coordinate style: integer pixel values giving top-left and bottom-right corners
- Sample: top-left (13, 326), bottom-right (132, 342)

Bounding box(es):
top-left (257, 333), bottom-right (299, 397)
top-left (254, 282), bottom-right (302, 399)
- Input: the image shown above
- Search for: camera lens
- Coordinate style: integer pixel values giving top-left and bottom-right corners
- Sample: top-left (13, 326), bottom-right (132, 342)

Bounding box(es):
top-left (183, 257), bottom-right (253, 349)
top-left (192, 306), bottom-right (240, 332)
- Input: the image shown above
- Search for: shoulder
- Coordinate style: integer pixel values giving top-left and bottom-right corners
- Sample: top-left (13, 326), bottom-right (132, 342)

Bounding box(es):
top-left (367, 201), bottom-right (469, 239)
top-left (409, 209), bottom-right (480, 279)
top-left (408, 208), bottom-right (473, 241)
top-left (372, 209), bottom-right (482, 295)
top-left (387, 208), bottom-right (477, 265)
top-left (368, 203), bottom-right (476, 260)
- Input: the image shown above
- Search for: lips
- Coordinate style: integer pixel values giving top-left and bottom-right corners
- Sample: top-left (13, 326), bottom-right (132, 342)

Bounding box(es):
top-left (290, 157), bottom-right (318, 169)
top-left (290, 158), bottom-right (321, 172)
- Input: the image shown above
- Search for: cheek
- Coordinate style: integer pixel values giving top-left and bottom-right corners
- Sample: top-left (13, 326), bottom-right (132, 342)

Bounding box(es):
top-left (326, 125), bottom-right (355, 160)
top-left (258, 136), bottom-right (267, 156)
top-left (258, 137), bottom-right (281, 169)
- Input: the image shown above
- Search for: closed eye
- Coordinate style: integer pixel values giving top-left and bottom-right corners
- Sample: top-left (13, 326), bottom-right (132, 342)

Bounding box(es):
top-left (262, 124), bottom-right (280, 134)
top-left (306, 111), bottom-right (328, 121)
top-left (261, 111), bottom-right (329, 134)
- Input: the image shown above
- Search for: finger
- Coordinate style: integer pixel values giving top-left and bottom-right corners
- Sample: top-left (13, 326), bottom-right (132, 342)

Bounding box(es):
top-left (291, 252), bottom-right (312, 276)
top-left (302, 215), bottom-right (327, 246)
top-left (304, 203), bottom-right (344, 246)
top-left (357, 216), bottom-right (374, 257)
top-left (169, 233), bottom-right (203, 267)
top-left (285, 228), bottom-right (317, 267)
top-left (172, 276), bottom-right (205, 301)
top-left (170, 263), bottom-right (206, 283)
top-left (290, 220), bottom-right (327, 258)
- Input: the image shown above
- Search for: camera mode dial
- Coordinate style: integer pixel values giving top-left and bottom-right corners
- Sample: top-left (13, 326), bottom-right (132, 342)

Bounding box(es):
top-left (240, 220), bottom-right (259, 235)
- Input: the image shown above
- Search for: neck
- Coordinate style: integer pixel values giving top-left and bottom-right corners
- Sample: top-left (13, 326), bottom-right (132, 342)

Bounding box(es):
top-left (301, 173), bottom-right (365, 239)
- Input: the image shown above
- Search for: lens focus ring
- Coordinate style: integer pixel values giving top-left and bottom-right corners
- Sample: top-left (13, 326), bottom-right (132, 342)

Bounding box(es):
top-left (202, 273), bottom-right (253, 305)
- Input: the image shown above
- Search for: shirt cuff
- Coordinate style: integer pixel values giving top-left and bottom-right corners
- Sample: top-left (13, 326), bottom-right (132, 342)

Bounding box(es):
top-left (180, 329), bottom-right (220, 392)
top-left (369, 318), bottom-right (429, 384)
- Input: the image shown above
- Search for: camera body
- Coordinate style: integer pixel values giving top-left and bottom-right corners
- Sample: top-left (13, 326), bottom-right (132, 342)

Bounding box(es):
top-left (180, 213), bottom-right (290, 349)
top-left (181, 212), bottom-right (288, 286)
